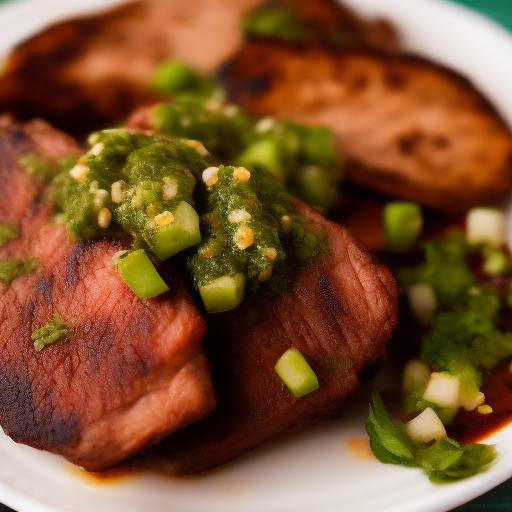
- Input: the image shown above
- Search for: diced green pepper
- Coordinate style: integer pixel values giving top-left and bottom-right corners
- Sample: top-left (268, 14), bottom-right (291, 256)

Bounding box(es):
top-left (237, 138), bottom-right (283, 179)
top-left (295, 166), bottom-right (335, 209)
top-left (115, 249), bottom-right (169, 300)
top-left (383, 201), bottom-right (423, 252)
top-left (482, 247), bottom-right (510, 275)
top-left (152, 60), bottom-right (198, 95)
top-left (301, 126), bottom-right (337, 165)
top-left (275, 347), bottom-right (319, 397)
top-left (152, 201), bottom-right (201, 260)
top-left (199, 273), bottom-right (246, 313)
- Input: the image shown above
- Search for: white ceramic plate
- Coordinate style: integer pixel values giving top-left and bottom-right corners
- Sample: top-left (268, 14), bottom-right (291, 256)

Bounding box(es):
top-left (1, 0), bottom-right (512, 511)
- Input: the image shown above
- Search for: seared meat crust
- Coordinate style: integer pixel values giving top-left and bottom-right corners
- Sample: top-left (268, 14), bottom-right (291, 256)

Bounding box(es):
top-left (0, 119), bottom-right (215, 471)
top-left (144, 201), bottom-right (398, 474)
top-left (221, 40), bottom-right (512, 214)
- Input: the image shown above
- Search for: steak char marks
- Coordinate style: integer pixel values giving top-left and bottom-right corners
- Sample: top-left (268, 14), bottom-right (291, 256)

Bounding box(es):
top-left (145, 201), bottom-right (398, 474)
top-left (0, 119), bottom-right (215, 471)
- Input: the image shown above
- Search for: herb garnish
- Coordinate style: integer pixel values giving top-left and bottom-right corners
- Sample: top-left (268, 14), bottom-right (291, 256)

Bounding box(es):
top-left (32, 314), bottom-right (69, 352)
top-left (0, 222), bottom-right (19, 247)
top-left (366, 391), bottom-right (496, 483)
top-left (0, 256), bottom-right (39, 286)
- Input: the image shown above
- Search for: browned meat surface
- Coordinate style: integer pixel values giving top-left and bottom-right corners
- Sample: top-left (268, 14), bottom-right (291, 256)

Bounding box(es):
top-left (144, 201), bottom-right (398, 474)
top-left (221, 40), bottom-right (512, 214)
top-left (0, 119), bottom-right (215, 471)
top-left (0, 0), bottom-right (262, 139)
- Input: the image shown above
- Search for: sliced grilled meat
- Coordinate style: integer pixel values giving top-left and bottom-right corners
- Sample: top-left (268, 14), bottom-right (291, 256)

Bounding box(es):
top-left (0, 0), bottom-right (399, 140)
top-left (144, 200), bottom-right (398, 474)
top-left (0, 119), bottom-right (215, 471)
top-left (221, 40), bottom-right (512, 214)
top-left (0, 0), bottom-right (262, 139)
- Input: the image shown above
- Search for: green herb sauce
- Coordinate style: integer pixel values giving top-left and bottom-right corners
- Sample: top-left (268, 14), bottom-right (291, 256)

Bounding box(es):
top-left (151, 73), bottom-right (343, 210)
top-left (52, 129), bottom-right (321, 310)
top-left (32, 313), bottom-right (69, 352)
top-left (0, 257), bottom-right (40, 286)
top-left (243, 1), bottom-right (357, 48)
top-left (0, 222), bottom-right (19, 247)
top-left (189, 163), bottom-right (321, 294)
top-left (399, 231), bottom-right (512, 392)
top-left (53, 129), bottom-right (205, 250)
top-left (18, 152), bottom-right (77, 184)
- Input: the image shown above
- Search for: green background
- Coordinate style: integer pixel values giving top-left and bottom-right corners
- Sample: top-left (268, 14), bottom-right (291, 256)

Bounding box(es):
top-left (0, 0), bottom-right (511, 512)
top-left (450, 0), bottom-right (512, 31)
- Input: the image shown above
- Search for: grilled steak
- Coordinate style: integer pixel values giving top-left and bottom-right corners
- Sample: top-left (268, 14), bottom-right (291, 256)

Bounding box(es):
top-left (0, 0), bottom-right (262, 139)
top-left (0, 0), bottom-right (399, 140)
top-left (0, 119), bottom-right (215, 471)
top-left (144, 200), bottom-right (398, 474)
top-left (221, 40), bottom-right (512, 214)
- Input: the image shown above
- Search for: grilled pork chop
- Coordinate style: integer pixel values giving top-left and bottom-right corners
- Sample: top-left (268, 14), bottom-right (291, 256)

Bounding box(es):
top-left (0, 119), bottom-right (215, 471)
top-left (144, 200), bottom-right (398, 474)
top-left (221, 40), bottom-right (512, 214)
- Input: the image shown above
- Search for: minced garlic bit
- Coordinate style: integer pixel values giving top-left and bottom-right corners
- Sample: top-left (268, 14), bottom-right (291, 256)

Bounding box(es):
top-left (186, 139), bottom-right (209, 156)
top-left (258, 268), bottom-right (272, 282)
top-left (131, 195), bottom-right (143, 209)
top-left (266, 247), bottom-right (277, 261)
top-left (87, 132), bottom-right (99, 146)
top-left (199, 245), bottom-right (215, 258)
top-left (89, 180), bottom-right (99, 194)
top-left (93, 189), bottom-right (109, 209)
top-left (478, 405), bottom-right (493, 415)
top-left (90, 142), bottom-right (105, 156)
top-left (202, 167), bottom-right (219, 187)
top-left (234, 225), bottom-right (254, 250)
top-left (111, 180), bottom-right (126, 203)
top-left (97, 208), bottom-right (112, 229)
top-left (233, 166), bottom-right (251, 181)
top-left (154, 211), bottom-right (175, 226)
top-left (255, 116), bottom-right (275, 133)
top-left (281, 215), bottom-right (291, 230)
top-left (69, 163), bottom-right (89, 182)
top-left (53, 213), bottom-right (66, 225)
top-left (162, 177), bottom-right (178, 199)
top-left (146, 203), bottom-right (157, 216)
top-left (223, 105), bottom-right (239, 117)
top-left (228, 209), bottom-right (251, 224)
top-left (204, 98), bottom-right (222, 112)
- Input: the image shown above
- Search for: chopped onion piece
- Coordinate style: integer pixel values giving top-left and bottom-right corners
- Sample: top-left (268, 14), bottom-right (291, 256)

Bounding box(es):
top-left (423, 372), bottom-right (460, 409)
top-left (404, 408), bottom-right (447, 445)
top-left (466, 207), bottom-right (506, 247)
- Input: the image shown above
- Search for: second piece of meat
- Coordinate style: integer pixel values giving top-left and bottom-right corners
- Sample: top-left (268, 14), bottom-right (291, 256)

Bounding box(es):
top-left (144, 200), bottom-right (398, 474)
top-left (0, 118), bottom-right (215, 471)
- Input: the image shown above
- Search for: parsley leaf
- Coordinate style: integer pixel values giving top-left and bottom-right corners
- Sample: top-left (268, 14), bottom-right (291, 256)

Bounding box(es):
top-left (366, 391), bottom-right (496, 483)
